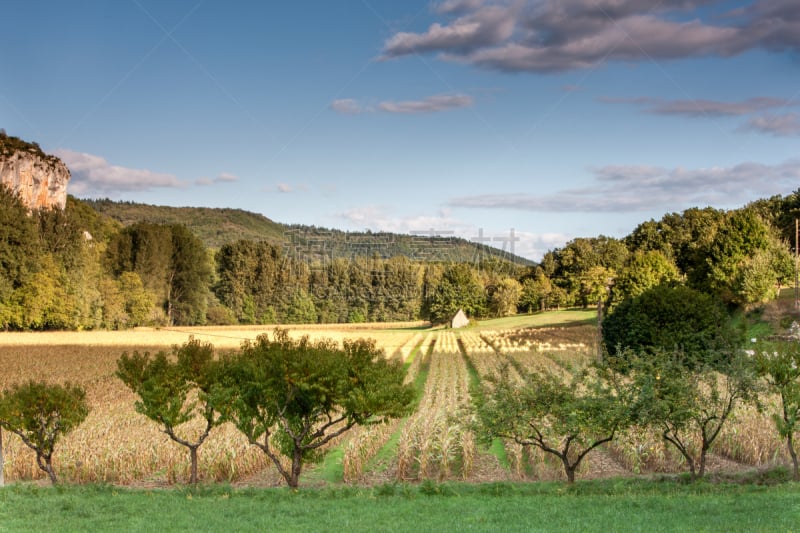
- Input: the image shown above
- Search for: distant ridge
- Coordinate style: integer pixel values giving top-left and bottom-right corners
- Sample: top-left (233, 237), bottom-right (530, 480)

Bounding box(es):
top-left (84, 199), bottom-right (285, 246)
top-left (83, 199), bottom-right (535, 266)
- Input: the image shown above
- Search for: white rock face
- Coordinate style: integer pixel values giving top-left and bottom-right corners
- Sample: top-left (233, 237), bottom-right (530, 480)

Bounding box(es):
top-left (0, 147), bottom-right (70, 210)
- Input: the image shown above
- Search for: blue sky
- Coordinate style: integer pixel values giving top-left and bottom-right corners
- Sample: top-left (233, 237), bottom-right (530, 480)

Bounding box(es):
top-left (2, 1), bottom-right (799, 260)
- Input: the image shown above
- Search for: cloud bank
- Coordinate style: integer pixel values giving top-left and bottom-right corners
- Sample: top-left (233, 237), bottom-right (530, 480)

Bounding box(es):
top-left (381, 0), bottom-right (800, 73)
top-left (57, 149), bottom-right (187, 196)
top-left (450, 159), bottom-right (800, 213)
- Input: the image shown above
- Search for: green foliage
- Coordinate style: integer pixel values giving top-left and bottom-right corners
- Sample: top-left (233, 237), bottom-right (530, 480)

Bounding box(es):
top-left (285, 289), bottom-right (318, 324)
top-left (700, 208), bottom-right (791, 305)
top-left (0, 131), bottom-right (61, 166)
top-left (0, 380), bottom-right (89, 484)
top-left (167, 225), bottom-right (212, 325)
top-left (519, 269), bottom-right (553, 312)
top-left (602, 284), bottom-right (734, 365)
top-left (214, 240), bottom-right (282, 324)
top-left (0, 185), bottom-right (39, 309)
top-left (489, 278), bottom-right (522, 317)
top-left (614, 250), bottom-right (680, 301)
top-left (473, 364), bottom-right (631, 483)
top-left (107, 223), bottom-right (211, 325)
top-left (625, 207), bottom-right (726, 283)
top-left (542, 236), bottom-right (628, 308)
top-left (85, 199), bottom-right (286, 249)
top-left (85, 199), bottom-right (534, 265)
top-left (117, 272), bottom-right (153, 327)
top-left (116, 340), bottom-right (222, 484)
top-left (216, 329), bottom-right (415, 487)
top-left (14, 254), bottom-right (80, 330)
top-left (753, 340), bottom-right (800, 480)
top-left (428, 263), bottom-right (486, 323)
top-left (627, 347), bottom-right (758, 480)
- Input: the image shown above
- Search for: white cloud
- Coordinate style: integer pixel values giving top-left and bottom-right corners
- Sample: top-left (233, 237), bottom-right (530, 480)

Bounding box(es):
top-left (599, 96), bottom-right (795, 117)
top-left (450, 159), bottom-right (800, 213)
top-left (744, 113), bottom-right (800, 136)
top-left (435, 0), bottom-right (486, 15)
top-left (378, 94), bottom-right (474, 114)
top-left (333, 94), bottom-right (473, 115)
top-left (216, 172), bottom-right (239, 182)
top-left (513, 231), bottom-right (572, 262)
top-left (196, 172), bottom-right (239, 186)
top-left (56, 149), bottom-right (187, 196)
top-left (330, 99), bottom-right (364, 115)
top-left (277, 183), bottom-right (293, 193)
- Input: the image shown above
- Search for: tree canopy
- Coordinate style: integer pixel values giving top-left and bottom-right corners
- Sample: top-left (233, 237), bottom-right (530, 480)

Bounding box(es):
top-left (215, 329), bottom-right (415, 487)
top-left (0, 381), bottom-right (89, 484)
top-left (602, 284), bottom-right (735, 366)
top-left (116, 339), bottom-right (223, 484)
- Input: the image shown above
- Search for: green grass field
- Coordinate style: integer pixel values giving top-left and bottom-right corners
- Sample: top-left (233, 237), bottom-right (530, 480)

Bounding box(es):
top-left (2, 479), bottom-right (798, 532)
top-left (475, 309), bottom-right (597, 330)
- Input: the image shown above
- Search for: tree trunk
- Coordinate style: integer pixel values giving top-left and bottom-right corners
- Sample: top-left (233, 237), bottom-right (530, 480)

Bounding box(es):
top-left (787, 432), bottom-right (799, 482)
top-left (684, 453), bottom-right (697, 481)
top-left (189, 446), bottom-right (199, 484)
top-left (38, 453), bottom-right (57, 485)
top-left (560, 456), bottom-right (576, 484)
top-left (698, 444), bottom-right (708, 479)
top-left (0, 426), bottom-right (4, 487)
top-left (288, 448), bottom-right (303, 489)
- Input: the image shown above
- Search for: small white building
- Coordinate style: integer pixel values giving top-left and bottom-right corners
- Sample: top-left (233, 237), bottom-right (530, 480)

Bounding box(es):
top-left (451, 309), bottom-right (469, 329)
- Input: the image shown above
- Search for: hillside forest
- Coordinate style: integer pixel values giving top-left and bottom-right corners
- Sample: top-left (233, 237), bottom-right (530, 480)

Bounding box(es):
top-left (1, 182), bottom-right (799, 331)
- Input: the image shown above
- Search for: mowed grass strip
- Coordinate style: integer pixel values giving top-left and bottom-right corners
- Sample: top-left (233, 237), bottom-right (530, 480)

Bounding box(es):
top-left (1, 480), bottom-right (798, 533)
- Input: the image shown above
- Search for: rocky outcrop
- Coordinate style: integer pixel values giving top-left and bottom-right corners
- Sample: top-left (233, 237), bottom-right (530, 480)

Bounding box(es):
top-left (0, 133), bottom-right (70, 211)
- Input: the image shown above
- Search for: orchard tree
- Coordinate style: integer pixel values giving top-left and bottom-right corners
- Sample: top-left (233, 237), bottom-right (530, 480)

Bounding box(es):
top-left (753, 340), bottom-right (800, 480)
top-left (216, 329), bottom-right (414, 488)
top-left (628, 347), bottom-right (758, 480)
top-left (474, 364), bottom-right (631, 483)
top-left (0, 381), bottom-right (89, 484)
top-left (116, 339), bottom-right (222, 484)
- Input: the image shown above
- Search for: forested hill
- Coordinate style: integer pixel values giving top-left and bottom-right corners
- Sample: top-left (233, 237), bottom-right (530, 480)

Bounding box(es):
top-left (83, 199), bottom-right (535, 266)
top-left (83, 199), bottom-right (286, 247)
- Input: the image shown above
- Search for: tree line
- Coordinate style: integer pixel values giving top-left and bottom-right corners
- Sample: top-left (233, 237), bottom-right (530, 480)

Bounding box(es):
top-left (1, 185), bottom-right (799, 330)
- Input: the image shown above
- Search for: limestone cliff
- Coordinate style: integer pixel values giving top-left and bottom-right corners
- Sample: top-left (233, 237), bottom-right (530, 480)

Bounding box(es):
top-left (0, 132), bottom-right (70, 210)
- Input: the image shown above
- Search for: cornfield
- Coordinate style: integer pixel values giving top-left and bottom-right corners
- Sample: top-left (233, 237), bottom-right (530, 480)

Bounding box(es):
top-left (0, 323), bottom-right (795, 485)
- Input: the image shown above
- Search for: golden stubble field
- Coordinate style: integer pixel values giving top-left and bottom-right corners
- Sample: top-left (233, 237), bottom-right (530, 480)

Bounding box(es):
top-left (0, 321), bottom-right (791, 486)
